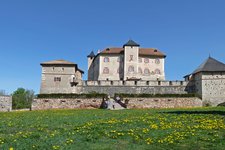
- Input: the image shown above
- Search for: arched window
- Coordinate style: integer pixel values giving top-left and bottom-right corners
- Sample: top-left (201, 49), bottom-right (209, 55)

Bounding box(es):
top-left (144, 58), bottom-right (149, 63)
top-left (104, 57), bottom-right (109, 62)
top-left (155, 69), bottom-right (161, 75)
top-left (138, 67), bottom-right (142, 74)
top-left (103, 67), bottom-right (109, 74)
top-left (144, 68), bottom-right (150, 75)
top-left (128, 66), bottom-right (134, 73)
top-left (155, 58), bottom-right (160, 64)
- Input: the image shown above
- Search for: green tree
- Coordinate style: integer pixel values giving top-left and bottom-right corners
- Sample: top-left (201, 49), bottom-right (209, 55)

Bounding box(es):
top-left (12, 88), bottom-right (35, 109)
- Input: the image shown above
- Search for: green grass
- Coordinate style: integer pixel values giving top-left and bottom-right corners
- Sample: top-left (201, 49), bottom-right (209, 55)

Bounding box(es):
top-left (0, 107), bottom-right (225, 150)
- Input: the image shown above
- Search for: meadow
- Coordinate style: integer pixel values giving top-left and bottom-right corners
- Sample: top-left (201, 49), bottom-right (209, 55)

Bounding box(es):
top-left (0, 107), bottom-right (225, 150)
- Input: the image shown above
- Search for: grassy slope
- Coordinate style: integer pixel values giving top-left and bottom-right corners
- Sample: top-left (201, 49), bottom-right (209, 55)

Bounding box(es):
top-left (0, 107), bottom-right (225, 150)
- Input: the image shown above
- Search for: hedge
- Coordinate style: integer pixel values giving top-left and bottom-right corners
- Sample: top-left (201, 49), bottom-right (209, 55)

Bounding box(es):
top-left (37, 93), bottom-right (196, 99)
top-left (115, 93), bottom-right (196, 98)
top-left (37, 93), bottom-right (107, 99)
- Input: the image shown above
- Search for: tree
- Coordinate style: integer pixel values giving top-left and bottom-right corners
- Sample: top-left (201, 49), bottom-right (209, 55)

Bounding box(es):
top-left (12, 88), bottom-right (35, 109)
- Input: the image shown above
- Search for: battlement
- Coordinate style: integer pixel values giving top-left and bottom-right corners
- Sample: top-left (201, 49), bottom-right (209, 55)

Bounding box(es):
top-left (81, 80), bottom-right (188, 87)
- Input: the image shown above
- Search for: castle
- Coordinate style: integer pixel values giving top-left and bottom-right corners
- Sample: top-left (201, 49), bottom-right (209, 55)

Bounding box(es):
top-left (87, 40), bottom-right (166, 81)
top-left (39, 40), bottom-right (225, 106)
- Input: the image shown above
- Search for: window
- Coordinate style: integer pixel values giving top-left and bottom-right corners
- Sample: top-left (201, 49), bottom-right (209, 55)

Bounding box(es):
top-left (155, 58), bottom-right (160, 64)
top-left (103, 67), bottom-right (109, 74)
top-left (138, 67), bottom-right (142, 74)
top-left (104, 57), bottom-right (109, 62)
top-left (138, 58), bottom-right (142, 63)
top-left (155, 69), bottom-right (161, 75)
top-left (128, 66), bottom-right (134, 73)
top-left (144, 58), bottom-right (149, 63)
top-left (54, 77), bottom-right (61, 82)
top-left (129, 55), bottom-right (134, 61)
top-left (144, 68), bottom-right (150, 75)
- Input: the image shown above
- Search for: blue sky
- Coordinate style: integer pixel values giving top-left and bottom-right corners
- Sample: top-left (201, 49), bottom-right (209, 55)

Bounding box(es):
top-left (0, 0), bottom-right (225, 94)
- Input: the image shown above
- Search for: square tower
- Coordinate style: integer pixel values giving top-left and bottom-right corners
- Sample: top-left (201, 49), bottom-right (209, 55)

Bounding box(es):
top-left (123, 40), bottom-right (140, 80)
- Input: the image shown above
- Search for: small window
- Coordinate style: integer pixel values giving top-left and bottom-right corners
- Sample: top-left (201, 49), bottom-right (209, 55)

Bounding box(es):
top-left (158, 81), bottom-right (161, 85)
top-left (138, 58), bottom-right (142, 63)
top-left (155, 58), bottom-right (160, 64)
top-left (129, 55), bottom-right (134, 61)
top-left (144, 58), bottom-right (149, 63)
top-left (54, 77), bottom-right (61, 82)
top-left (103, 67), bottom-right (109, 74)
top-left (128, 66), bottom-right (134, 73)
top-left (155, 69), bottom-right (161, 75)
top-left (62, 68), bottom-right (64, 71)
top-left (138, 67), bottom-right (142, 74)
top-left (104, 57), bottom-right (109, 62)
top-left (52, 67), bottom-right (55, 71)
top-left (144, 68), bottom-right (150, 75)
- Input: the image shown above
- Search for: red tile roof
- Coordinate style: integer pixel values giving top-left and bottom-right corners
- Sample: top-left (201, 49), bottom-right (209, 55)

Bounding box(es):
top-left (100, 47), bottom-right (166, 57)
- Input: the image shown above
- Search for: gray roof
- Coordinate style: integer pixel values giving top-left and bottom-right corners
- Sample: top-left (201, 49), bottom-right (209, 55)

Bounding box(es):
top-left (87, 51), bottom-right (95, 57)
top-left (123, 40), bottom-right (140, 47)
top-left (192, 57), bottom-right (225, 74)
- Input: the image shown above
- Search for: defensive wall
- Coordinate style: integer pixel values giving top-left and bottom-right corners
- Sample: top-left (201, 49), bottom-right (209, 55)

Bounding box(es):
top-left (32, 97), bottom-right (202, 110)
top-left (0, 96), bottom-right (12, 112)
top-left (40, 80), bottom-right (193, 95)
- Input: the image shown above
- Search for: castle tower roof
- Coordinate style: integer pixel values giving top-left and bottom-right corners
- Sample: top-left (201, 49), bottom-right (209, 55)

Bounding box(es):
top-left (123, 40), bottom-right (140, 47)
top-left (192, 56), bottom-right (225, 74)
top-left (87, 51), bottom-right (95, 57)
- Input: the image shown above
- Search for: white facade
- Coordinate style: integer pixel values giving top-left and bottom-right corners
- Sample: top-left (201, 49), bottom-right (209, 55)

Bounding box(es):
top-left (88, 40), bottom-right (166, 81)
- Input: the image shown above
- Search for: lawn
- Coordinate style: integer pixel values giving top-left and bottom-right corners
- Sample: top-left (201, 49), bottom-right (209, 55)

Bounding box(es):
top-left (0, 107), bottom-right (225, 150)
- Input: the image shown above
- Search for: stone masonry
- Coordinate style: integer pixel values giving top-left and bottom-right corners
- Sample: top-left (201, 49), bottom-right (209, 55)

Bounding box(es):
top-left (0, 96), bottom-right (12, 112)
top-left (32, 97), bottom-right (202, 110)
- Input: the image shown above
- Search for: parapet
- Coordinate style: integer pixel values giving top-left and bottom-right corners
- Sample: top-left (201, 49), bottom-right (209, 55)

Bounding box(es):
top-left (82, 80), bottom-right (188, 87)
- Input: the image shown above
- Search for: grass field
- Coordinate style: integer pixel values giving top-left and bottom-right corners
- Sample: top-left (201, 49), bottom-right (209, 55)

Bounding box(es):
top-left (0, 107), bottom-right (225, 150)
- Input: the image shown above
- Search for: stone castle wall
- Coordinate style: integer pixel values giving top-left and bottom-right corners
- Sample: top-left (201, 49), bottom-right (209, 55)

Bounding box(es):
top-left (32, 97), bottom-right (202, 110)
top-left (0, 96), bottom-right (12, 112)
top-left (40, 80), bottom-right (190, 95)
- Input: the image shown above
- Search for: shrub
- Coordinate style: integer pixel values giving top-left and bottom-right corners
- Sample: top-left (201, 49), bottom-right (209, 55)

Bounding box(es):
top-left (37, 93), bottom-right (107, 99)
top-left (115, 93), bottom-right (196, 98)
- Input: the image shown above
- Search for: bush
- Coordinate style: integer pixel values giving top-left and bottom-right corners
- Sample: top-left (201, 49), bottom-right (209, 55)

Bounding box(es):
top-left (115, 93), bottom-right (196, 98)
top-left (37, 93), bottom-right (107, 99)
top-left (37, 93), bottom-right (196, 99)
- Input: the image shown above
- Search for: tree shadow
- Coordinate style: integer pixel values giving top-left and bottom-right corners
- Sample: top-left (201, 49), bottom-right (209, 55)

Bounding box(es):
top-left (161, 110), bottom-right (225, 116)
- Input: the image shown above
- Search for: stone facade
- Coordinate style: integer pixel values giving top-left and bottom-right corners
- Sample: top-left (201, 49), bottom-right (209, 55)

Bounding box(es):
top-left (40, 60), bottom-right (84, 94)
top-left (87, 40), bottom-right (166, 81)
top-left (32, 98), bottom-right (102, 110)
top-left (32, 97), bottom-right (202, 110)
top-left (193, 72), bottom-right (225, 106)
top-left (0, 96), bottom-right (12, 112)
top-left (184, 57), bottom-right (225, 106)
top-left (40, 80), bottom-right (190, 95)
